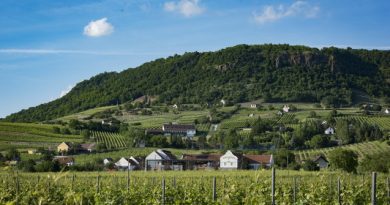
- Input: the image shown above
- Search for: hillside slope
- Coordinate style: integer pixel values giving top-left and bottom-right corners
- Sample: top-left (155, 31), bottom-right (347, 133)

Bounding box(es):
top-left (5, 44), bottom-right (390, 122)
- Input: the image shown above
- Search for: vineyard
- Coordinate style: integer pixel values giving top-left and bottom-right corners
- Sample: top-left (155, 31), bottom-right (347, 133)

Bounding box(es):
top-left (0, 170), bottom-right (389, 204)
top-left (0, 122), bottom-right (82, 151)
top-left (295, 140), bottom-right (390, 162)
top-left (335, 115), bottom-right (390, 130)
top-left (92, 131), bottom-right (127, 149)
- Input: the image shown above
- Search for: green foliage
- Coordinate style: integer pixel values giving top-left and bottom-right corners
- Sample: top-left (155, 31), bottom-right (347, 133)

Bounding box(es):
top-left (6, 44), bottom-right (390, 122)
top-left (328, 149), bottom-right (358, 173)
top-left (358, 151), bottom-right (390, 173)
top-left (302, 160), bottom-right (320, 171)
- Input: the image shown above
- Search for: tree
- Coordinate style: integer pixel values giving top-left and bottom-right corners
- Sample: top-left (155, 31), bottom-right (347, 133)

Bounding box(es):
top-left (336, 120), bottom-right (353, 144)
top-left (302, 160), bottom-right (319, 171)
top-left (328, 149), bottom-right (358, 173)
top-left (81, 130), bottom-right (91, 141)
top-left (17, 159), bottom-right (36, 172)
top-left (309, 111), bottom-right (317, 118)
top-left (273, 149), bottom-right (295, 168)
top-left (5, 147), bottom-right (20, 161)
top-left (307, 135), bottom-right (330, 149)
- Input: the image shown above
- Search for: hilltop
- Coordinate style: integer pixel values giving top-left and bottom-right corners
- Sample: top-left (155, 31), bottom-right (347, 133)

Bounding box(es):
top-left (5, 44), bottom-right (390, 122)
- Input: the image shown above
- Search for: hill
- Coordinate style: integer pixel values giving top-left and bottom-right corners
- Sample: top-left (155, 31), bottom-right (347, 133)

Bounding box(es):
top-left (5, 44), bottom-right (390, 122)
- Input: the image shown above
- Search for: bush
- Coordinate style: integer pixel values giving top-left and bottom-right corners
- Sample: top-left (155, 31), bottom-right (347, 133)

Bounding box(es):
top-left (328, 149), bottom-right (358, 173)
top-left (302, 160), bottom-right (319, 171)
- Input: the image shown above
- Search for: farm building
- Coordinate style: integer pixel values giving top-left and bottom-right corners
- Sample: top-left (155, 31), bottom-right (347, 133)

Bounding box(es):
top-left (103, 158), bottom-right (113, 165)
top-left (172, 104), bottom-right (178, 109)
top-left (324, 127), bottom-right (335, 135)
top-left (283, 105), bottom-right (290, 113)
top-left (145, 149), bottom-right (182, 171)
top-left (220, 150), bottom-right (242, 170)
top-left (57, 142), bottom-right (72, 153)
top-left (250, 104), bottom-right (259, 108)
top-left (27, 149), bottom-right (37, 154)
top-left (313, 155), bottom-right (329, 169)
top-left (219, 151), bottom-right (274, 170)
top-left (53, 156), bottom-right (74, 166)
top-left (146, 124), bottom-right (196, 137)
top-left (181, 153), bottom-right (222, 170)
top-left (162, 124), bottom-right (196, 137)
top-left (115, 157), bottom-right (141, 170)
top-left (385, 109), bottom-right (389, 114)
top-left (244, 154), bottom-right (274, 169)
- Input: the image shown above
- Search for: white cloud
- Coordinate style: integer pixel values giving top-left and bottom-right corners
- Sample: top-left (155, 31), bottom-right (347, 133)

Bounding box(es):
top-left (60, 85), bottom-right (74, 98)
top-left (83, 17), bottom-right (114, 37)
top-left (253, 1), bottom-right (320, 24)
top-left (164, 0), bottom-right (204, 17)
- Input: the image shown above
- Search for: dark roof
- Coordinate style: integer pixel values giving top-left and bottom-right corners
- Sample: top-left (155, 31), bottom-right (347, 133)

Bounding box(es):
top-left (53, 156), bottom-right (74, 165)
top-left (163, 124), bottom-right (196, 132)
top-left (156, 149), bottom-right (177, 160)
top-left (182, 154), bottom-right (222, 161)
top-left (244, 155), bottom-right (272, 164)
top-left (313, 155), bottom-right (328, 163)
top-left (145, 128), bottom-right (164, 135)
top-left (80, 143), bottom-right (96, 150)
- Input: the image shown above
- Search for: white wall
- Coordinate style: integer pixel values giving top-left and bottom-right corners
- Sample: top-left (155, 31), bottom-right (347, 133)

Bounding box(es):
top-left (220, 150), bottom-right (238, 169)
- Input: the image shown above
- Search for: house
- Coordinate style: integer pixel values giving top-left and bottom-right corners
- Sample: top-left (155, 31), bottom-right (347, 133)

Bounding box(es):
top-left (103, 158), bottom-right (113, 165)
top-left (145, 149), bottom-right (181, 171)
top-left (162, 124), bottom-right (196, 137)
top-left (172, 104), bottom-right (178, 109)
top-left (220, 150), bottom-right (241, 170)
top-left (182, 154), bottom-right (221, 170)
top-left (249, 113), bottom-right (254, 117)
top-left (27, 149), bottom-right (37, 154)
top-left (324, 127), bottom-right (335, 135)
top-left (57, 142), bottom-right (72, 153)
top-left (115, 157), bottom-right (141, 170)
top-left (101, 120), bottom-right (112, 126)
top-left (313, 155), bottom-right (329, 169)
top-left (80, 143), bottom-right (96, 152)
top-left (53, 156), bottom-right (74, 166)
top-left (385, 109), bottom-right (389, 114)
top-left (250, 104), bottom-right (258, 109)
top-left (283, 105), bottom-right (290, 113)
top-left (220, 99), bottom-right (226, 106)
top-left (243, 154), bottom-right (274, 169)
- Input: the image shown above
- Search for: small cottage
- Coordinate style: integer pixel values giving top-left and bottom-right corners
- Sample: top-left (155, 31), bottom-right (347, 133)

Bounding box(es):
top-left (145, 149), bottom-right (180, 171)
top-left (244, 154), bottom-right (274, 169)
top-left (385, 109), bottom-right (389, 114)
top-left (103, 158), bottom-right (113, 165)
top-left (80, 143), bottom-right (96, 152)
top-left (220, 99), bottom-right (226, 106)
top-left (57, 142), bottom-right (72, 153)
top-left (115, 157), bottom-right (141, 170)
top-left (313, 155), bottom-right (329, 169)
top-left (324, 127), bottom-right (335, 135)
top-left (250, 104), bottom-right (258, 109)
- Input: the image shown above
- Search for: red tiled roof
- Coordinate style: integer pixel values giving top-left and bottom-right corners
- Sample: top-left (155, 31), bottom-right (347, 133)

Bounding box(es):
top-left (244, 155), bottom-right (272, 164)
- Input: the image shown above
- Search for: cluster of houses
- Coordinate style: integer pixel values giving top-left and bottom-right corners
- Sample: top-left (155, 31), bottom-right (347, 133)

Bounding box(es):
top-left (104, 149), bottom-right (274, 171)
top-left (145, 124), bottom-right (197, 138)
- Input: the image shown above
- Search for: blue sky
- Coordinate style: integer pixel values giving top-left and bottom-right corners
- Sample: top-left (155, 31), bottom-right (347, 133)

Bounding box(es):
top-left (0, 0), bottom-right (389, 118)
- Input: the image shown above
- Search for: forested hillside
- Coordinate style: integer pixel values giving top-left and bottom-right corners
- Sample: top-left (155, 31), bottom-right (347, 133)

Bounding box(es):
top-left (5, 44), bottom-right (390, 122)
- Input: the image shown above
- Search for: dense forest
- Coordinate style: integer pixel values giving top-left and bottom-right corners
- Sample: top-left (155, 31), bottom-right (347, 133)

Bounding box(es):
top-left (5, 44), bottom-right (390, 122)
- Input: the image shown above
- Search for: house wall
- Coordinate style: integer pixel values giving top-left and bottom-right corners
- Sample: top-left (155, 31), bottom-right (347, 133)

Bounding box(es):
top-left (57, 143), bottom-right (69, 152)
top-left (317, 159), bottom-right (329, 169)
top-left (220, 151), bottom-right (238, 169)
top-left (187, 130), bottom-right (196, 137)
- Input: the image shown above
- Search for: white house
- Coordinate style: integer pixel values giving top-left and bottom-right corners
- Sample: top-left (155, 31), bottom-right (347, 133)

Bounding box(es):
top-left (385, 109), bottom-right (389, 114)
top-left (250, 104), bottom-right (258, 109)
top-left (283, 105), bottom-right (290, 113)
top-left (220, 99), bottom-right (226, 106)
top-left (115, 157), bottom-right (140, 170)
top-left (145, 149), bottom-right (179, 171)
top-left (172, 104), bottom-right (178, 109)
top-left (220, 150), bottom-right (239, 170)
top-left (324, 127), bottom-right (335, 135)
top-left (103, 158), bottom-right (113, 165)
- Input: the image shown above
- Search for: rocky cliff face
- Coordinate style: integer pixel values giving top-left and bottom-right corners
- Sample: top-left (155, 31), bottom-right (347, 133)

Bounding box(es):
top-left (274, 51), bottom-right (332, 70)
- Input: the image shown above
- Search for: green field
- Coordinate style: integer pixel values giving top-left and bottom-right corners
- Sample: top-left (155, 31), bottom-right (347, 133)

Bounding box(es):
top-left (0, 170), bottom-right (389, 204)
top-left (92, 131), bottom-right (127, 149)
